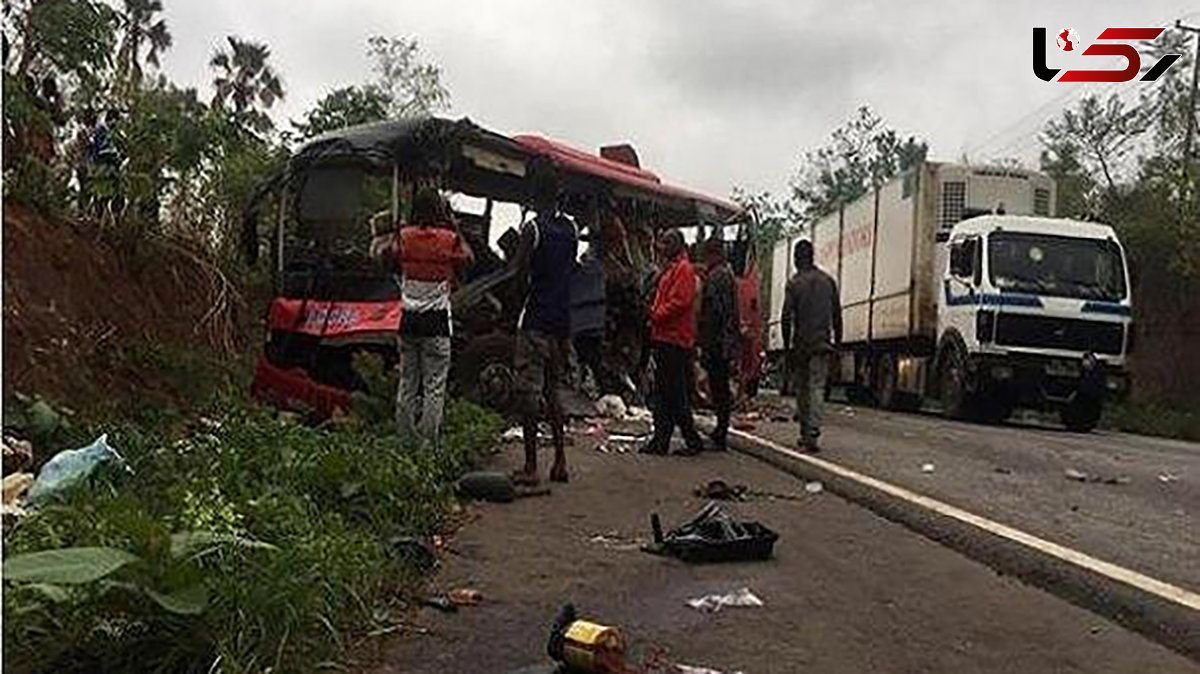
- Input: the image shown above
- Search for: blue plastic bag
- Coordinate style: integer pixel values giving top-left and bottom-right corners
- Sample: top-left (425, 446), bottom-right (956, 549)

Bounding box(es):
top-left (27, 434), bottom-right (129, 506)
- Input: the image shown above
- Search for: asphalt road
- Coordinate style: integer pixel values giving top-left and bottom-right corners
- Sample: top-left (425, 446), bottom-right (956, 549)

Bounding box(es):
top-left (364, 425), bottom-right (1199, 673)
top-left (746, 395), bottom-right (1200, 592)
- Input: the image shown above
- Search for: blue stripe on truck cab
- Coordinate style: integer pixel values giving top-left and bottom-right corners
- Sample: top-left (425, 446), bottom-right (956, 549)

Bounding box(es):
top-left (943, 281), bottom-right (1044, 307)
top-left (1081, 301), bottom-right (1132, 316)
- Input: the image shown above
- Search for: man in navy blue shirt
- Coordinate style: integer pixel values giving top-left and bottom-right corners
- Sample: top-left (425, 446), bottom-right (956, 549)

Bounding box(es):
top-left (511, 163), bottom-right (578, 485)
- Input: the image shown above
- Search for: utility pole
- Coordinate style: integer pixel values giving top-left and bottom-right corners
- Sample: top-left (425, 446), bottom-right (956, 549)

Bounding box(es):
top-left (1176, 20), bottom-right (1200, 168)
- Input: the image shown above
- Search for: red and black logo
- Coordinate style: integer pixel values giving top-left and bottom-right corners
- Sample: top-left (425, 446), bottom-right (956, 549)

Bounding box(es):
top-left (1033, 27), bottom-right (1181, 82)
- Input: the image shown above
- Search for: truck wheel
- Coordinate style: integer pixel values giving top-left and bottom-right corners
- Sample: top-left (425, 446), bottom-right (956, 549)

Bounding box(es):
top-left (977, 398), bottom-right (1014, 424)
top-left (876, 354), bottom-right (898, 410)
top-left (939, 347), bottom-right (972, 420)
top-left (1060, 396), bottom-right (1102, 433)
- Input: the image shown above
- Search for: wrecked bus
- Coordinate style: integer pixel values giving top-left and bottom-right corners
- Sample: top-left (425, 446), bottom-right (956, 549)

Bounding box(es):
top-left (240, 116), bottom-right (760, 418)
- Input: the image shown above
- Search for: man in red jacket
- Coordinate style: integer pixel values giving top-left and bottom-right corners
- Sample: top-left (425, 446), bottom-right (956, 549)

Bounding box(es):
top-left (641, 229), bottom-right (705, 456)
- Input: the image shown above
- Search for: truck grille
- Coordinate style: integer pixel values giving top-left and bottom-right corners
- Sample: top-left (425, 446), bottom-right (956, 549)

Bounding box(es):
top-left (994, 314), bottom-right (1124, 355)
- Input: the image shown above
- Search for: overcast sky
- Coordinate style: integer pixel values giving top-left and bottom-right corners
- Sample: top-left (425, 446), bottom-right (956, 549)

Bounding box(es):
top-left (157, 0), bottom-right (1200, 201)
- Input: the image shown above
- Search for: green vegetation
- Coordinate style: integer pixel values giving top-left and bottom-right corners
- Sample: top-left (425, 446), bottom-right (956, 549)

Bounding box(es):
top-left (3, 390), bottom-right (503, 673)
top-left (1105, 398), bottom-right (1200, 443)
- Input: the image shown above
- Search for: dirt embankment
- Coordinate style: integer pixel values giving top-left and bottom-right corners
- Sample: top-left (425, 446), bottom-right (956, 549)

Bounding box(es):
top-left (2, 199), bottom-right (258, 412)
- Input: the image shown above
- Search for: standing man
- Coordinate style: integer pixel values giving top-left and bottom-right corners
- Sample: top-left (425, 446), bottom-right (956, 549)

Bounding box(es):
top-left (698, 237), bottom-right (740, 451)
top-left (392, 187), bottom-right (474, 448)
top-left (781, 240), bottom-right (842, 453)
top-left (511, 165), bottom-right (577, 485)
top-left (642, 229), bottom-right (705, 456)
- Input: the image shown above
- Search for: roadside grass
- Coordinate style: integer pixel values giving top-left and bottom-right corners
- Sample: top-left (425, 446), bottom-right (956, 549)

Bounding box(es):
top-left (2, 347), bottom-right (503, 673)
top-left (1103, 397), bottom-right (1200, 443)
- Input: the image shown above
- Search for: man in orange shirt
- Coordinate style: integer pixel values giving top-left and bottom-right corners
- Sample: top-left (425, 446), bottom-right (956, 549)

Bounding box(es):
top-left (641, 229), bottom-right (704, 456)
top-left (390, 188), bottom-right (474, 448)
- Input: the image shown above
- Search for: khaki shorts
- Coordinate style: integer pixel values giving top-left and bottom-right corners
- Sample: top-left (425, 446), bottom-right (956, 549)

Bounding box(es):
top-left (514, 330), bottom-right (568, 416)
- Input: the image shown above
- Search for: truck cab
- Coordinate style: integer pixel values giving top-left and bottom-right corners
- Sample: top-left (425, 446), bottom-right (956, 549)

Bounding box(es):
top-left (938, 215), bottom-right (1132, 431)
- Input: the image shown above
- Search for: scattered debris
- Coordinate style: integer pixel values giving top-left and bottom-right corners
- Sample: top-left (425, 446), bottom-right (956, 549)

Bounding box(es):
top-left (2, 472), bottom-right (34, 505)
top-left (804, 481), bottom-right (824, 494)
top-left (388, 536), bottom-right (437, 572)
top-left (921, 463), bottom-right (936, 474)
top-left (422, 595), bottom-right (457, 613)
top-left (26, 399), bottom-right (64, 438)
top-left (731, 417), bottom-right (757, 431)
top-left (1158, 472), bottom-right (1181, 484)
top-left (457, 471), bottom-right (552, 502)
top-left (579, 422), bottom-right (607, 439)
top-left (2, 435), bottom-right (33, 473)
top-left (644, 502), bottom-right (778, 563)
top-left (770, 412), bottom-right (792, 422)
top-left (458, 471), bottom-right (516, 502)
top-left (686, 587), bottom-right (764, 613)
top-left (694, 480), bottom-right (748, 501)
top-left (448, 588), bottom-right (483, 606)
top-left (589, 532), bottom-right (643, 551)
top-left (627, 406), bottom-right (653, 421)
top-left (27, 434), bottom-right (130, 506)
top-left (1, 472), bottom-right (33, 517)
top-left (608, 434), bottom-right (647, 444)
top-left (676, 666), bottom-right (746, 674)
top-left (597, 394), bottom-right (629, 420)
top-left (548, 604), bottom-right (627, 673)
top-left (1064, 468), bottom-right (1131, 485)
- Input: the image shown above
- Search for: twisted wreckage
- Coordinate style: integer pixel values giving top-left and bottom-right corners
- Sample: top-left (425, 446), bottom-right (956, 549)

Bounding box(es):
top-left (241, 116), bottom-right (763, 418)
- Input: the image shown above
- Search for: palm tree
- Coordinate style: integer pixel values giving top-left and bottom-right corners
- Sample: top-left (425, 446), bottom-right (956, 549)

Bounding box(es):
top-left (116, 0), bottom-right (172, 93)
top-left (210, 36), bottom-right (285, 131)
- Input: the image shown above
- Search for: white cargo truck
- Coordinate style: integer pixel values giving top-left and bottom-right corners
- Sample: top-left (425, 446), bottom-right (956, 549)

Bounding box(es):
top-left (766, 162), bottom-right (1132, 431)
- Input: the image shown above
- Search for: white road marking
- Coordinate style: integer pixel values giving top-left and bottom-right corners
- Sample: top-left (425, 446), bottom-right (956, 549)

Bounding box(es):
top-left (731, 428), bottom-right (1200, 613)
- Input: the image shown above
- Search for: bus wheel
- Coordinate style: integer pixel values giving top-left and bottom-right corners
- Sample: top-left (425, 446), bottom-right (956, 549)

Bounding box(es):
top-left (456, 333), bottom-right (518, 415)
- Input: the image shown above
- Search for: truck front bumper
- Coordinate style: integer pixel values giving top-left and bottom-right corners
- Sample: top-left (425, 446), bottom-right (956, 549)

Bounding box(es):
top-left (972, 352), bottom-right (1130, 408)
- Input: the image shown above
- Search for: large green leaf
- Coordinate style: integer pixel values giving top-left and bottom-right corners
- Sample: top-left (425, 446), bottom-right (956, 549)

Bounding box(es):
top-left (3, 547), bottom-right (140, 584)
top-left (146, 584), bottom-right (208, 615)
top-left (169, 531), bottom-right (278, 559)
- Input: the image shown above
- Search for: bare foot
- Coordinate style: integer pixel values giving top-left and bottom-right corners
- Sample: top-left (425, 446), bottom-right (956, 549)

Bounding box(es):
top-left (549, 463), bottom-right (569, 483)
top-left (511, 469), bottom-right (540, 486)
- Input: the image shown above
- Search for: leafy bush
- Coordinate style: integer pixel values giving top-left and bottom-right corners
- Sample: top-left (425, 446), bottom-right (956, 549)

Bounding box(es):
top-left (1104, 398), bottom-right (1200, 443)
top-left (3, 393), bottom-right (502, 673)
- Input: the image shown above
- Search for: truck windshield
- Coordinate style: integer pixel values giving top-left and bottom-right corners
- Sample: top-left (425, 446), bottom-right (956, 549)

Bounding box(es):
top-left (988, 232), bottom-right (1127, 301)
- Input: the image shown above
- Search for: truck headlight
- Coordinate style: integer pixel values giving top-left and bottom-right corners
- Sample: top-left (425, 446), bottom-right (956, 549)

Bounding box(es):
top-left (976, 310), bottom-right (996, 343)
